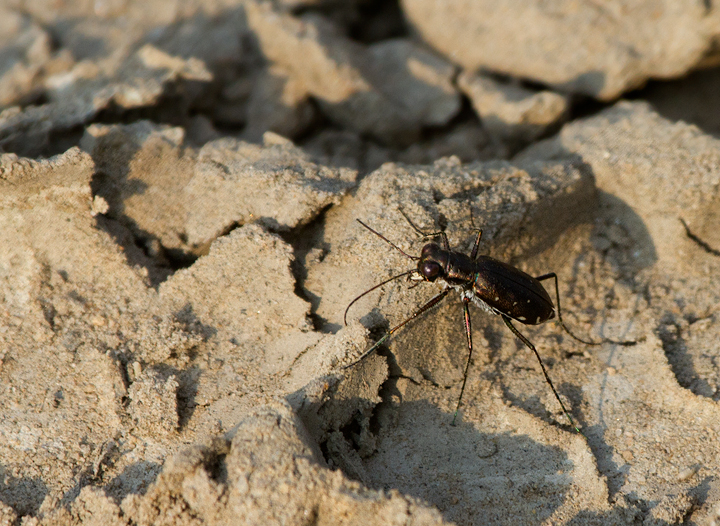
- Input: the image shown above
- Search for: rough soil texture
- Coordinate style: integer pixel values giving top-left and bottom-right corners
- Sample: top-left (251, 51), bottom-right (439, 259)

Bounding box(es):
top-left (401, 0), bottom-right (720, 100)
top-left (1, 2), bottom-right (720, 526)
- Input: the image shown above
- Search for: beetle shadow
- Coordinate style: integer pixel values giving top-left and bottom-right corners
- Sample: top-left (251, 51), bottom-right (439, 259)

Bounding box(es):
top-left (357, 401), bottom-right (571, 526)
top-left (294, 378), bottom-right (575, 526)
top-left (561, 188), bottom-right (655, 404)
top-left (590, 190), bottom-right (658, 275)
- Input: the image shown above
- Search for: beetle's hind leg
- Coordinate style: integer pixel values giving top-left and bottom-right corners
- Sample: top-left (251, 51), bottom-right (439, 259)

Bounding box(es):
top-left (502, 315), bottom-right (581, 433)
top-left (535, 272), bottom-right (635, 347)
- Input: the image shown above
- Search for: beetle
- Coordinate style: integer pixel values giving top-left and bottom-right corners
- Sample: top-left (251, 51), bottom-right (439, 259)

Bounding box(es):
top-left (344, 212), bottom-right (635, 431)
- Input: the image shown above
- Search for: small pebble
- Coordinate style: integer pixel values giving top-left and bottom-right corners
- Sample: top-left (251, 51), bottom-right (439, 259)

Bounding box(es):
top-left (677, 464), bottom-right (700, 482)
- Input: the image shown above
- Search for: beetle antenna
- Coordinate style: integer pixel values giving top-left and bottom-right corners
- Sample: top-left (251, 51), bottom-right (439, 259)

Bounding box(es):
top-left (357, 219), bottom-right (419, 260)
top-left (344, 269), bottom-right (417, 325)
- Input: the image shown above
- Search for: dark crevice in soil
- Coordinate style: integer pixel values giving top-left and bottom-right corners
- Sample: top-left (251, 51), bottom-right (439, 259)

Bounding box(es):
top-left (584, 425), bottom-right (629, 499)
top-left (92, 215), bottom-right (184, 288)
top-left (176, 365), bottom-right (201, 431)
top-left (94, 93), bottom-right (197, 129)
top-left (680, 218), bottom-right (720, 257)
top-left (317, 439), bottom-right (332, 466)
top-left (294, 0), bottom-right (408, 45)
top-left (113, 351), bottom-right (132, 395)
top-left (657, 314), bottom-right (720, 401)
top-left (280, 204), bottom-right (336, 333)
top-left (45, 124), bottom-right (87, 158)
top-left (204, 438), bottom-right (231, 485)
top-left (364, 339), bottom-right (404, 436)
top-left (339, 414), bottom-right (364, 450)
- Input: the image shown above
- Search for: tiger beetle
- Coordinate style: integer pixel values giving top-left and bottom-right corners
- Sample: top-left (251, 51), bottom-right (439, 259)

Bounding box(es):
top-left (343, 210), bottom-right (636, 432)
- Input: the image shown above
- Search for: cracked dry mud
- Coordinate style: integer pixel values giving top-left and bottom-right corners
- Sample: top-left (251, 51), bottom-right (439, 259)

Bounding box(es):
top-left (2, 101), bottom-right (720, 525)
top-left (1, 2), bottom-right (720, 526)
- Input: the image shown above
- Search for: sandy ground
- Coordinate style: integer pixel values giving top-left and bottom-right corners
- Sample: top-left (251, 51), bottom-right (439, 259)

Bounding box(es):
top-left (1, 2), bottom-right (720, 525)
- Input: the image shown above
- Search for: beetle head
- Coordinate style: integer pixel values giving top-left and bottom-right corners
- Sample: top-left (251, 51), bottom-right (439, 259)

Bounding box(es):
top-left (414, 243), bottom-right (447, 282)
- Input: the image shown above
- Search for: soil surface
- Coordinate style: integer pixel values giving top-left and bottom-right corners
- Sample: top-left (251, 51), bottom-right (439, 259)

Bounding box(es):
top-left (1, 1), bottom-right (720, 525)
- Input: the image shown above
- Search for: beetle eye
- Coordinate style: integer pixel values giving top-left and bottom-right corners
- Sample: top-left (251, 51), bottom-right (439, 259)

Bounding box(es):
top-left (421, 261), bottom-right (440, 280)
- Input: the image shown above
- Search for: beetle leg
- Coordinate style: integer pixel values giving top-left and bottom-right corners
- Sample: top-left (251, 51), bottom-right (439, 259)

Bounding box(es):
top-left (535, 273), bottom-right (635, 347)
top-left (399, 207), bottom-right (450, 250)
top-left (343, 289), bottom-right (451, 369)
top-left (469, 229), bottom-right (483, 260)
top-left (452, 296), bottom-right (474, 426)
top-left (502, 315), bottom-right (581, 434)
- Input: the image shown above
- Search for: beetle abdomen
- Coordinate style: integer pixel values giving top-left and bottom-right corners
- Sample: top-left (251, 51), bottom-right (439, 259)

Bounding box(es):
top-left (472, 256), bottom-right (555, 325)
